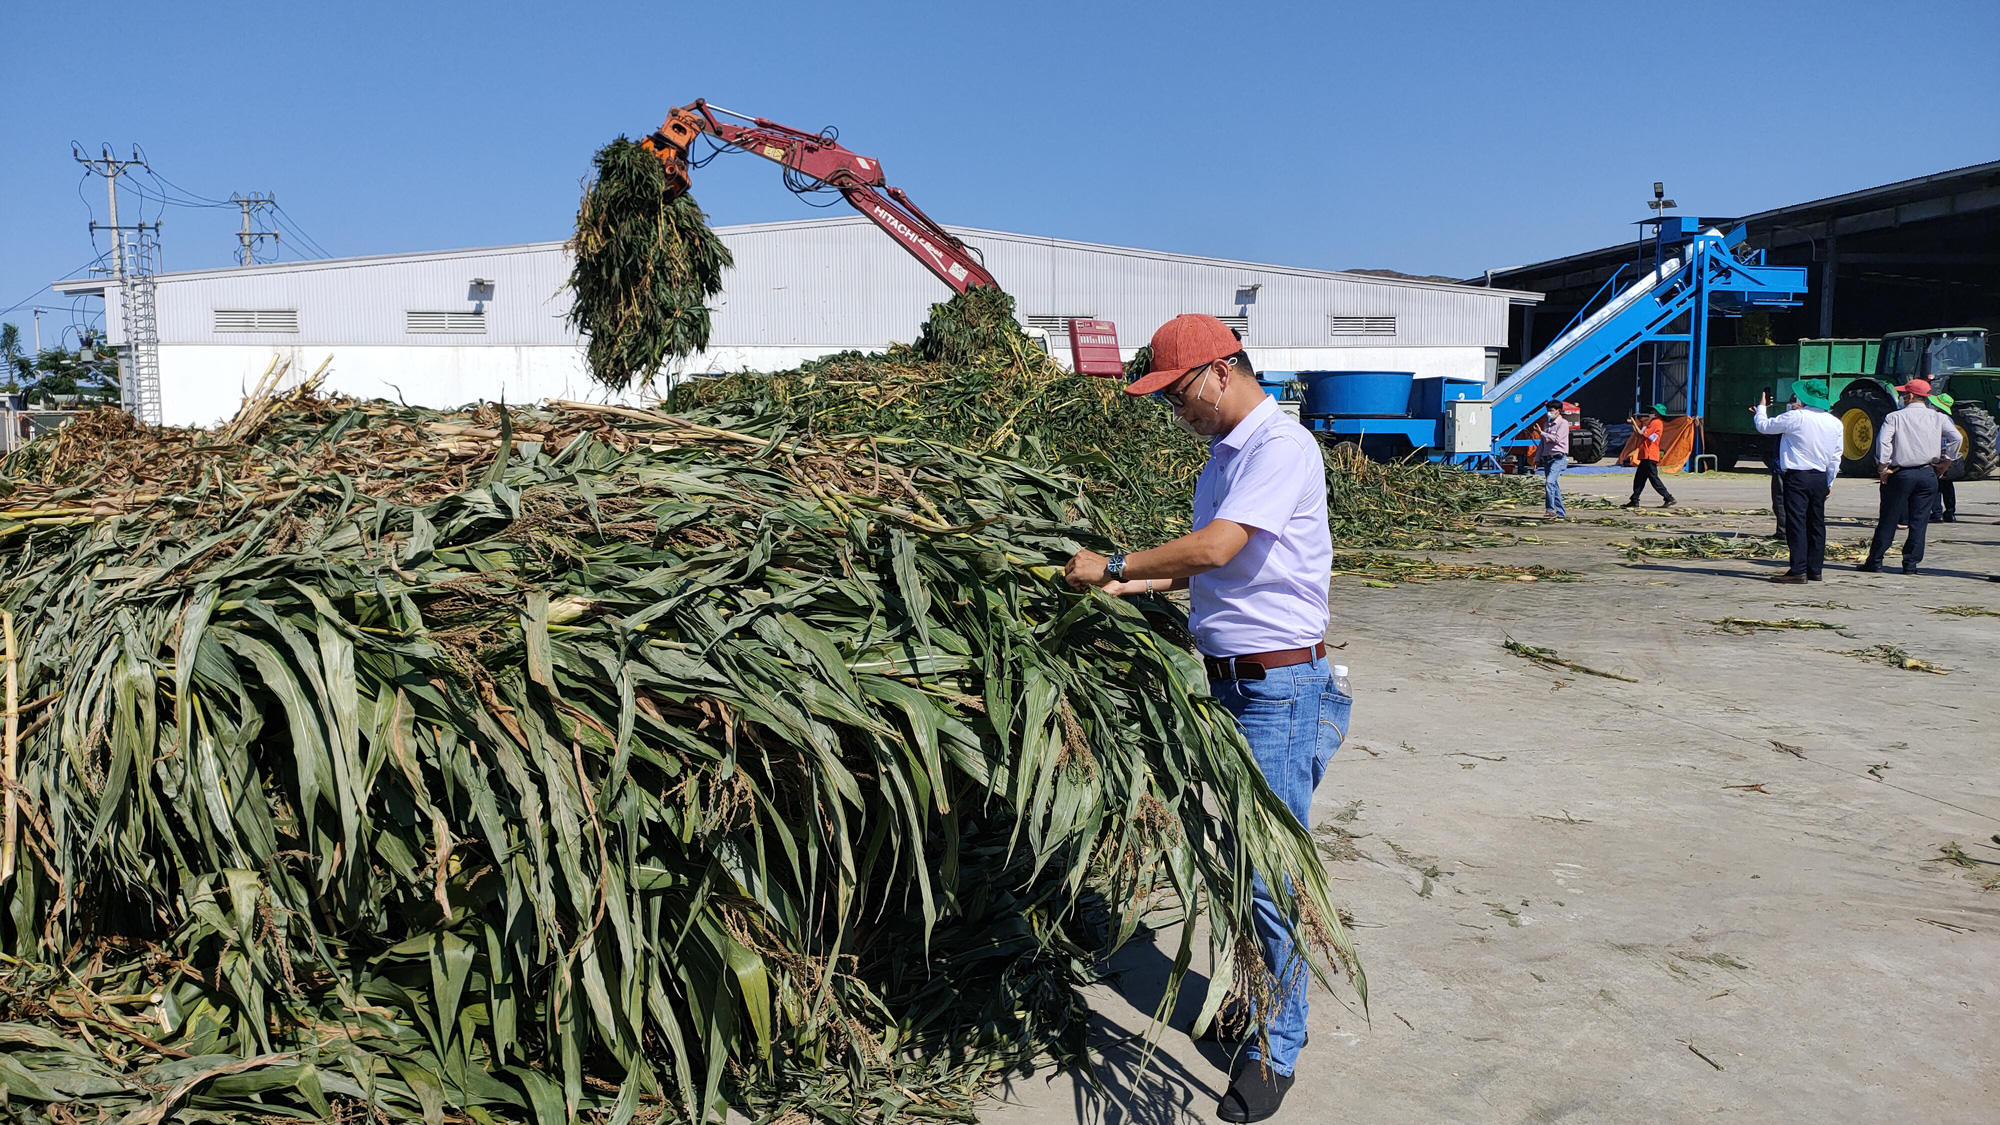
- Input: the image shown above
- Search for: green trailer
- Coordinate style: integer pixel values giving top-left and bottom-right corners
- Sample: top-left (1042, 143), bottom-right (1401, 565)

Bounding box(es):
top-left (1705, 329), bottom-right (2000, 479)
top-left (1704, 339), bottom-right (1877, 471)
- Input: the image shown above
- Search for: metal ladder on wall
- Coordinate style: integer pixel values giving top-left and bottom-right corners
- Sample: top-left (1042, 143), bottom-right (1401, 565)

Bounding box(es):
top-left (121, 228), bottom-right (163, 425)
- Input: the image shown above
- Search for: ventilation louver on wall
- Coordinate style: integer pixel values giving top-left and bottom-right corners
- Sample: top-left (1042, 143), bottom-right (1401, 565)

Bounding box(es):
top-left (213, 309), bottom-right (299, 333)
top-left (1214, 315), bottom-right (1250, 342)
top-left (1329, 315), bottom-right (1396, 337)
top-left (406, 310), bottom-right (487, 334)
top-left (1024, 315), bottom-right (1096, 335)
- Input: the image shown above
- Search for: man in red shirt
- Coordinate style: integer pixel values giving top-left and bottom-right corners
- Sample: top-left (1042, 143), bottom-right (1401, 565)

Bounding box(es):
top-left (1622, 404), bottom-right (1676, 509)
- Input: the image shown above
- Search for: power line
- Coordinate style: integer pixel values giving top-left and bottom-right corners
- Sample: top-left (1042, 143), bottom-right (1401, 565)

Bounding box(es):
top-left (136, 151), bottom-right (233, 207)
top-left (270, 203), bottom-right (333, 258)
top-left (0, 253), bottom-right (114, 321)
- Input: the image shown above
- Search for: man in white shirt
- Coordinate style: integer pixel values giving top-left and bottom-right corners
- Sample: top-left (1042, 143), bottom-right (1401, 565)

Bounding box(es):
top-left (1752, 379), bottom-right (1842, 582)
top-left (1065, 313), bottom-right (1341, 1123)
top-left (1860, 378), bottom-right (1962, 574)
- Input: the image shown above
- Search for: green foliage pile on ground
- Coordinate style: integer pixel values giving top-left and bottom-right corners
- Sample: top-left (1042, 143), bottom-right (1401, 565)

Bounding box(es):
top-left (1320, 443), bottom-right (1541, 548)
top-left (675, 292), bottom-right (1538, 550)
top-left (671, 290), bottom-right (1208, 548)
top-left (568, 138), bottom-right (733, 390)
top-left (0, 390), bottom-right (1357, 1124)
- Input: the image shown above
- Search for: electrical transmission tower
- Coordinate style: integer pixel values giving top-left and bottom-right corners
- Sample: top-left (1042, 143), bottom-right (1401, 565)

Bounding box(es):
top-left (73, 144), bottom-right (164, 424)
top-left (232, 192), bottom-right (280, 265)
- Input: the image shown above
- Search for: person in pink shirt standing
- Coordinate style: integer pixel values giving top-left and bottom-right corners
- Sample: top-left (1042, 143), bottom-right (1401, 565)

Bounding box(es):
top-left (1533, 400), bottom-right (1571, 519)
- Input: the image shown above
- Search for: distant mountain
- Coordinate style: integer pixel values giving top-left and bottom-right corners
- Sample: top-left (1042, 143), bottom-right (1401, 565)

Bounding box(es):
top-left (1343, 268), bottom-right (1471, 285)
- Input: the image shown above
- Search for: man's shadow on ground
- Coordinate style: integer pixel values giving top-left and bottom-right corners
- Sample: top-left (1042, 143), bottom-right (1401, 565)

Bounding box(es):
top-left (999, 937), bottom-right (1248, 1125)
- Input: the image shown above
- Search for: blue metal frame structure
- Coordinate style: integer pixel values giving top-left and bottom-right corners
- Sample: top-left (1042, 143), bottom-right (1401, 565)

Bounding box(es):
top-left (1281, 222), bottom-right (1805, 470)
top-left (1477, 221), bottom-right (1806, 462)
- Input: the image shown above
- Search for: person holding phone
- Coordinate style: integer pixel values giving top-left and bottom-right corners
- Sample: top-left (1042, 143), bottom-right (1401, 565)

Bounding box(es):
top-left (1752, 381), bottom-right (1841, 582)
top-left (1622, 405), bottom-right (1675, 508)
top-left (1534, 400), bottom-right (1571, 519)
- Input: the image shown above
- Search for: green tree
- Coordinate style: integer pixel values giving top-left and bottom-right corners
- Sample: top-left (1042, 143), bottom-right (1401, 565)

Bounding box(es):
top-left (0, 323), bottom-right (26, 394)
top-left (29, 331), bottom-right (120, 407)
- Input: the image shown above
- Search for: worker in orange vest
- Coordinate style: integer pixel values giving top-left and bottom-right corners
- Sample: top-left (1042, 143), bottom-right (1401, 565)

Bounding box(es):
top-left (1622, 404), bottom-right (1676, 509)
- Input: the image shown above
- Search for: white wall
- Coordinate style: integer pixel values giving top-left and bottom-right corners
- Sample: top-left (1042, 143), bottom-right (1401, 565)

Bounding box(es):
top-left (159, 341), bottom-right (1497, 426)
top-left (1242, 346), bottom-right (1491, 381)
top-left (158, 344), bottom-right (641, 427)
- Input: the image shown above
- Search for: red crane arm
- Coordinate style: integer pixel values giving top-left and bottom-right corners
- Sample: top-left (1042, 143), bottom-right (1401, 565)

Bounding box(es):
top-left (641, 100), bottom-right (1000, 295)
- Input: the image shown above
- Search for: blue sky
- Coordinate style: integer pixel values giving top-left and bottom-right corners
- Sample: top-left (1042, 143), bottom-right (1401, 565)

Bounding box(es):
top-left (5, 0), bottom-right (1997, 348)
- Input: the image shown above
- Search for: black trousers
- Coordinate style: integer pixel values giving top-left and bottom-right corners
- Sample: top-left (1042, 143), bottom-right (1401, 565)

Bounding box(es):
top-left (1867, 467), bottom-right (1940, 569)
top-left (1932, 478), bottom-right (1956, 521)
top-left (1630, 459), bottom-right (1672, 502)
top-left (1780, 469), bottom-right (1829, 576)
top-left (1772, 470), bottom-right (1788, 537)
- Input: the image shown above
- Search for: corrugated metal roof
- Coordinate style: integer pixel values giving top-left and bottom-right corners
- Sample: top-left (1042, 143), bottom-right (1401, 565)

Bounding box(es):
top-left (1483, 158), bottom-right (2000, 286)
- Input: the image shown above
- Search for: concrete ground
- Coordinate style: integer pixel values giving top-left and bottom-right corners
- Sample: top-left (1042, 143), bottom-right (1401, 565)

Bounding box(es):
top-left (991, 470), bottom-right (2000, 1124)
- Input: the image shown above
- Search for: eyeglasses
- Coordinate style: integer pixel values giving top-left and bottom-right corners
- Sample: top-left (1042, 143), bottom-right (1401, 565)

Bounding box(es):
top-left (1159, 364), bottom-right (1214, 409)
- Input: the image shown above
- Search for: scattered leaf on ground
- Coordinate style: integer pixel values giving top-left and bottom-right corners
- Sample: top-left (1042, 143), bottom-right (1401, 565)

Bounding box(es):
top-left (1845, 644), bottom-right (1950, 674)
top-left (1711, 617), bottom-right (1840, 634)
top-left (1926, 605), bottom-right (2000, 617)
top-left (1503, 639), bottom-right (1638, 682)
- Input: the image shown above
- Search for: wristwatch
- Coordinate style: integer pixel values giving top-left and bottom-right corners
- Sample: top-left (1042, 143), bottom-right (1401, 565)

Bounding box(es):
top-left (1106, 552), bottom-right (1127, 580)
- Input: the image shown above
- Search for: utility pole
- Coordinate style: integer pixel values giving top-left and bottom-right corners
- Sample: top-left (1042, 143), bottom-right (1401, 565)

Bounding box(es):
top-left (231, 192), bottom-right (280, 265)
top-left (73, 144), bottom-right (152, 282)
top-left (73, 145), bottom-right (163, 423)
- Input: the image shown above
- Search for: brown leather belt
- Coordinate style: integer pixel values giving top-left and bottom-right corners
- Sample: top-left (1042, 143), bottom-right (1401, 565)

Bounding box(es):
top-left (1204, 642), bottom-right (1327, 682)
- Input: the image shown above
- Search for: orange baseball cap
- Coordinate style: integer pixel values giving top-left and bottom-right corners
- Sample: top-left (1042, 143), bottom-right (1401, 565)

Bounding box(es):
top-left (1895, 379), bottom-right (1931, 396)
top-left (1125, 314), bottom-right (1242, 396)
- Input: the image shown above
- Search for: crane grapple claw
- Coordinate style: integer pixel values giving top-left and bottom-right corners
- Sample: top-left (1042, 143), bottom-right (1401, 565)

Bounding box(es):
top-left (639, 106), bottom-right (706, 198)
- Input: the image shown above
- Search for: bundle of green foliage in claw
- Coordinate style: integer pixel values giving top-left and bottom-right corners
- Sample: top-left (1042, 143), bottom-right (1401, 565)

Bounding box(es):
top-left (0, 384), bottom-right (1359, 1124)
top-left (569, 137), bottom-right (734, 390)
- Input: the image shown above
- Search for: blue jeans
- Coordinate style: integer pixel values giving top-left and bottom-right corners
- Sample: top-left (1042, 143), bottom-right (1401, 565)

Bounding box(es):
top-left (1541, 455), bottom-right (1567, 516)
top-left (1210, 654), bottom-right (1351, 1076)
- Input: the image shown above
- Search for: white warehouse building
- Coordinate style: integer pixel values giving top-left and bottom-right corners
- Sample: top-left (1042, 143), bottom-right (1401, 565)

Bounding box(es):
top-left (58, 216), bottom-right (1540, 427)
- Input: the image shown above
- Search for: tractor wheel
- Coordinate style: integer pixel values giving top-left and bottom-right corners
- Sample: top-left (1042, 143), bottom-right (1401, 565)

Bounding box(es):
top-left (1711, 437), bottom-right (1740, 472)
top-left (1568, 417), bottom-right (1608, 464)
top-left (1952, 402), bottom-right (2000, 480)
top-left (1833, 383), bottom-right (1894, 477)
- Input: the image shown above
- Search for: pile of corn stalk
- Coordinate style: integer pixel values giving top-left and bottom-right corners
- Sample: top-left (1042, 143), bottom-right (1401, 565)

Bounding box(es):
top-left (670, 290), bottom-right (1207, 549)
top-left (1320, 443), bottom-right (1541, 549)
top-left (0, 383), bottom-right (1357, 1124)
top-left (675, 292), bottom-right (1539, 551)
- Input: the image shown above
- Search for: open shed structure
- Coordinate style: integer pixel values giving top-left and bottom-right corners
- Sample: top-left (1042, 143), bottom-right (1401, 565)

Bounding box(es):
top-left (1483, 159), bottom-right (2000, 420)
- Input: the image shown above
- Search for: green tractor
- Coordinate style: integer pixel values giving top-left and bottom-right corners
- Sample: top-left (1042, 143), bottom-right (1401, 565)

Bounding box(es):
top-left (1706, 328), bottom-right (2000, 479)
top-left (1830, 329), bottom-right (2000, 479)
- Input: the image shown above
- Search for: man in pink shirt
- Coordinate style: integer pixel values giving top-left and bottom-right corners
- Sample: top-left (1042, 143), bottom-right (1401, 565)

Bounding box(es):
top-left (1534, 400), bottom-right (1571, 519)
